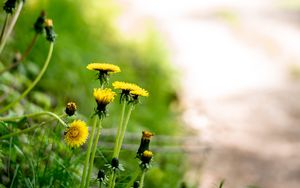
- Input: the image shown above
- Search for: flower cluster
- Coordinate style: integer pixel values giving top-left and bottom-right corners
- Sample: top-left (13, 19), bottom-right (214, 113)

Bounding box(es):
top-left (84, 62), bottom-right (152, 187)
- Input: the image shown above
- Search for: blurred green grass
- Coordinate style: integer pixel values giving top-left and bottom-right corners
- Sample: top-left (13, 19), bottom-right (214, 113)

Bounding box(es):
top-left (0, 0), bottom-right (187, 187)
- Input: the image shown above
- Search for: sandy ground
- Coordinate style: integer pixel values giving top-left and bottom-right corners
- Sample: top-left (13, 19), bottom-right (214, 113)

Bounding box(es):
top-left (116, 0), bottom-right (300, 187)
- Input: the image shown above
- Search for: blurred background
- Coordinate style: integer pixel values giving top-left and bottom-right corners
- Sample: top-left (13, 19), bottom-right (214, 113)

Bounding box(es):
top-left (113, 0), bottom-right (300, 188)
top-left (1, 0), bottom-right (300, 187)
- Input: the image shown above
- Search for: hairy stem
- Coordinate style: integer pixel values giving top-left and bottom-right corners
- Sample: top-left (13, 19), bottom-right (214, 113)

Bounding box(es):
top-left (139, 169), bottom-right (146, 188)
top-left (0, 14), bottom-right (9, 44)
top-left (0, 111), bottom-right (67, 128)
top-left (116, 104), bottom-right (134, 157)
top-left (85, 118), bottom-right (102, 188)
top-left (112, 102), bottom-right (126, 157)
top-left (80, 116), bottom-right (98, 188)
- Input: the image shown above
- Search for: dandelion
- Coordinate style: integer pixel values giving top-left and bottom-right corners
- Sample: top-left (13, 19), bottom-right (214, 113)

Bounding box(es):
top-left (136, 131), bottom-right (154, 159)
top-left (64, 120), bottom-right (88, 148)
top-left (82, 89), bottom-right (115, 187)
top-left (44, 19), bottom-right (56, 42)
top-left (113, 81), bottom-right (147, 103)
top-left (93, 88), bottom-right (116, 118)
top-left (65, 102), bottom-right (77, 116)
top-left (87, 63), bottom-right (120, 85)
top-left (130, 88), bottom-right (149, 97)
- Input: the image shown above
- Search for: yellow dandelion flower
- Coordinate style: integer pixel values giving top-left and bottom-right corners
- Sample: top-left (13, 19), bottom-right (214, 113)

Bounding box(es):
top-left (93, 88), bottom-right (116, 105)
top-left (113, 81), bottom-right (147, 102)
top-left (87, 63), bottom-right (121, 73)
top-left (93, 88), bottom-right (116, 117)
top-left (87, 63), bottom-right (120, 85)
top-left (64, 120), bottom-right (88, 148)
top-left (130, 87), bottom-right (149, 97)
top-left (112, 81), bottom-right (139, 92)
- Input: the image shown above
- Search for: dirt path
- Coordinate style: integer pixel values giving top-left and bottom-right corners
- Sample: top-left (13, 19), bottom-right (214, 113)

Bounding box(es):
top-left (116, 0), bottom-right (300, 187)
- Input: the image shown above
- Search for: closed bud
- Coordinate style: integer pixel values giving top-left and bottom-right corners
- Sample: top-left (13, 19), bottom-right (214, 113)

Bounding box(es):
top-left (141, 150), bottom-right (153, 165)
top-left (34, 11), bottom-right (46, 34)
top-left (44, 19), bottom-right (56, 42)
top-left (111, 157), bottom-right (119, 169)
top-left (65, 102), bottom-right (77, 116)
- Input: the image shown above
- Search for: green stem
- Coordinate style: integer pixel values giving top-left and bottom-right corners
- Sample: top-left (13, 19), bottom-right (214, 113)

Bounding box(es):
top-left (0, 33), bottom-right (39, 75)
top-left (111, 172), bottom-right (117, 188)
top-left (85, 118), bottom-right (102, 188)
top-left (108, 104), bottom-right (134, 188)
top-left (112, 102), bottom-right (126, 158)
top-left (116, 104), bottom-right (134, 157)
top-left (0, 111), bottom-right (67, 128)
top-left (0, 42), bottom-right (54, 113)
top-left (139, 169), bottom-right (146, 188)
top-left (0, 14), bottom-right (9, 44)
top-left (0, 1), bottom-right (24, 55)
top-left (108, 170), bottom-right (116, 188)
top-left (80, 116), bottom-right (98, 188)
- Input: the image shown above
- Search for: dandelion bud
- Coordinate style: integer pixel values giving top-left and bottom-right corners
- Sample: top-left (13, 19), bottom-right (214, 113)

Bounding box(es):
top-left (97, 169), bottom-right (106, 182)
top-left (3, 0), bottom-right (17, 14)
top-left (34, 11), bottom-right (46, 34)
top-left (136, 131), bottom-right (154, 158)
top-left (141, 150), bottom-right (153, 165)
top-left (65, 102), bottom-right (77, 116)
top-left (111, 157), bottom-right (119, 169)
top-left (44, 19), bottom-right (56, 42)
